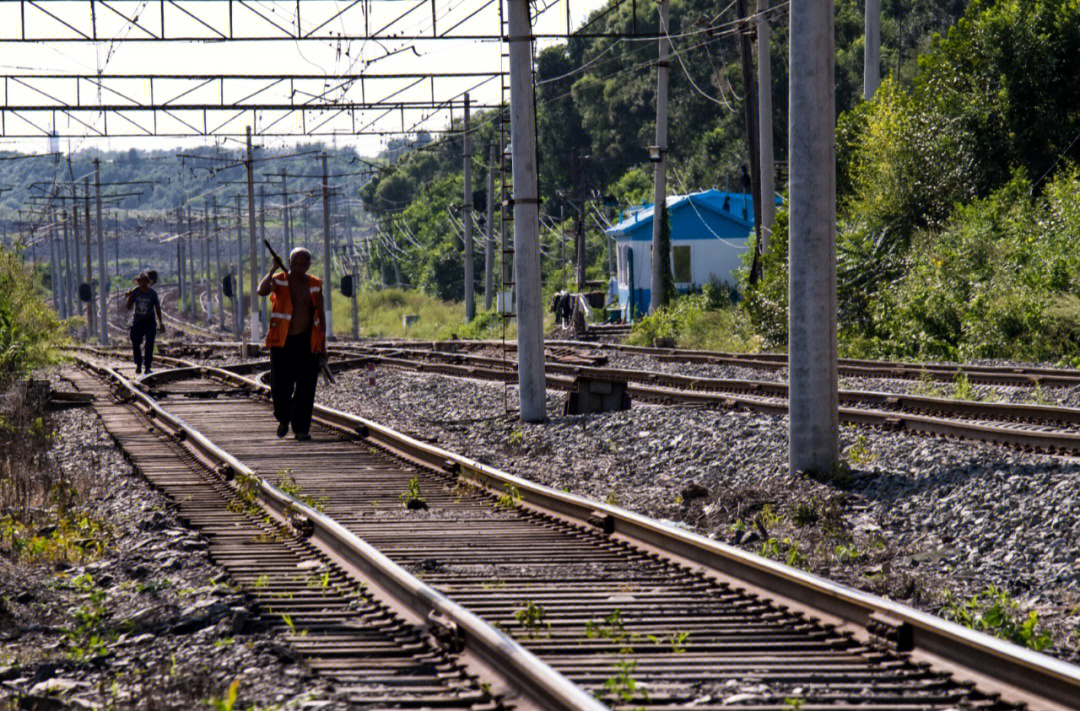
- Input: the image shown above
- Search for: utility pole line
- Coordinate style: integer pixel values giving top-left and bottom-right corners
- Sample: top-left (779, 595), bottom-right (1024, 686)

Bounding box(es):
top-left (94, 159), bottom-right (108, 345)
top-left (789, 0), bottom-right (839, 474)
top-left (507, 0), bottom-right (545, 422)
top-left (281, 170), bottom-right (291, 254)
top-left (561, 204), bottom-right (567, 289)
top-left (864, 0), bottom-right (881, 100)
top-left (84, 179), bottom-right (94, 337)
top-left (70, 191), bottom-right (83, 339)
top-left (259, 185), bottom-right (268, 329)
top-left (176, 208), bottom-right (185, 317)
top-left (114, 211), bottom-right (119, 277)
top-left (235, 193), bottom-right (246, 356)
top-left (757, 0), bottom-right (776, 252)
top-left (203, 204), bottom-right (211, 325)
top-left (348, 199), bottom-right (359, 340)
top-left (213, 198), bottom-right (224, 331)
top-left (463, 93), bottom-right (475, 322)
top-left (187, 207), bottom-right (196, 317)
top-left (245, 126), bottom-right (261, 343)
top-left (485, 140), bottom-right (496, 311)
top-left (47, 211), bottom-right (61, 319)
top-left (649, 0), bottom-right (671, 314)
top-left (61, 202), bottom-right (73, 320)
top-left (321, 153), bottom-right (333, 340)
top-left (737, 0), bottom-right (764, 284)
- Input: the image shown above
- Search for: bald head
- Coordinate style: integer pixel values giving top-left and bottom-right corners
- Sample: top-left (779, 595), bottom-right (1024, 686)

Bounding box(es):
top-left (289, 247), bottom-right (311, 276)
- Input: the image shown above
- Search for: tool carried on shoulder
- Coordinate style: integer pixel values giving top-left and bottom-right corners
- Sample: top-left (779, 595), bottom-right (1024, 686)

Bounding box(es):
top-left (262, 240), bottom-right (335, 384)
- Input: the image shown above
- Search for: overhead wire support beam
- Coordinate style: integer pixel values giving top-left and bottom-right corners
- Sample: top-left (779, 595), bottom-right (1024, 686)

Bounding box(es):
top-left (5, 0), bottom-right (662, 41)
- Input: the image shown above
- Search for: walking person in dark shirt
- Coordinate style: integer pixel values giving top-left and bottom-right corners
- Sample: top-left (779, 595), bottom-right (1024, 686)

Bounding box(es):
top-left (257, 247), bottom-right (326, 441)
top-left (126, 272), bottom-right (165, 374)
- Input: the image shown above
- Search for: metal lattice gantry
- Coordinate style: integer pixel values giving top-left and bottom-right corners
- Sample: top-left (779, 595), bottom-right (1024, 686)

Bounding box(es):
top-left (0, 72), bottom-right (504, 137)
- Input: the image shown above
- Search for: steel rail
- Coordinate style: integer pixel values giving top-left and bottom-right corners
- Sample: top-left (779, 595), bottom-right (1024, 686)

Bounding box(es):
top-left (125, 358), bottom-right (1080, 711)
top-left (373, 338), bottom-right (1080, 388)
top-left (73, 352), bottom-right (607, 711)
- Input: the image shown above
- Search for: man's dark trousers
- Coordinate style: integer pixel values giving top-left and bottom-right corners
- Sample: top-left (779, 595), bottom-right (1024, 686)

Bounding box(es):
top-left (270, 330), bottom-right (319, 435)
top-left (130, 321), bottom-right (156, 371)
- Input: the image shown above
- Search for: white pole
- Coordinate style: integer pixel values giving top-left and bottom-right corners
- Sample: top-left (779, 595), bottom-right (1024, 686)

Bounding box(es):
top-left (95, 159), bottom-right (109, 345)
top-left (864, 0), bottom-right (881, 100)
top-left (757, 0), bottom-right (776, 251)
top-left (246, 127), bottom-right (262, 342)
top-left (463, 94), bottom-right (474, 322)
top-left (321, 153), bottom-right (333, 340)
top-left (788, 0), bottom-right (839, 474)
top-left (507, 0), bottom-right (546, 422)
top-left (648, 0), bottom-right (670, 314)
top-left (485, 141), bottom-right (496, 311)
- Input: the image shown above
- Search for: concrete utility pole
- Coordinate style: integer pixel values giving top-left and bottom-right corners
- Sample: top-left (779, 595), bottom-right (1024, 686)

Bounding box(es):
top-left (757, 0), bottom-right (776, 251)
top-left (259, 186), bottom-right (268, 329)
top-left (94, 159), bottom-right (108, 345)
top-left (188, 207), bottom-right (196, 317)
top-left (348, 200), bottom-right (359, 340)
top-left (203, 204), bottom-right (212, 325)
top-left (281, 170), bottom-right (291, 254)
top-left (485, 141), bottom-right (496, 310)
top-left (507, 0), bottom-right (546, 422)
top-left (61, 205), bottom-right (73, 319)
top-left (789, 0), bottom-right (839, 475)
top-left (649, 0), bottom-right (671, 314)
top-left (235, 194), bottom-right (246, 356)
top-left (462, 94), bottom-right (475, 322)
top-left (47, 213), bottom-right (60, 319)
top-left (114, 212), bottom-right (120, 277)
top-left (561, 204), bottom-right (567, 289)
top-left (84, 179), bottom-right (94, 336)
top-left (245, 127), bottom-right (261, 343)
top-left (320, 153), bottom-right (333, 340)
top-left (70, 194), bottom-right (82, 338)
top-left (176, 209), bottom-right (185, 316)
top-left (864, 0), bottom-right (881, 100)
top-left (213, 199), bottom-right (224, 330)
top-left (737, 0), bottom-right (764, 281)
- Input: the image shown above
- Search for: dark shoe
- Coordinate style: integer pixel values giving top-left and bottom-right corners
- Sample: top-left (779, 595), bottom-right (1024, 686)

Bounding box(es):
top-left (144, 368), bottom-right (153, 375)
top-left (276, 422), bottom-right (289, 438)
top-left (294, 432), bottom-right (311, 442)
top-left (135, 365), bottom-right (142, 374)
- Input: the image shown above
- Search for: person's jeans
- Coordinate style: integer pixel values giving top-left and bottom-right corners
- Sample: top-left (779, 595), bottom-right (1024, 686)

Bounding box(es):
top-left (270, 330), bottom-right (319, 435)
top-left (130, 321), bottom-right (156, 371)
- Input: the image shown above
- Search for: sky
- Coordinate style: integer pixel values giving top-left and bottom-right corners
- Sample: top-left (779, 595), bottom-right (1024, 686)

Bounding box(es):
top-left (0, 0), bottom-right (610, 159)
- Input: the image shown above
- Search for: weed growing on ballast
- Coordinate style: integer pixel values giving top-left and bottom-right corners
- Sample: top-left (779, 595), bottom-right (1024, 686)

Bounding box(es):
top-left (514, 600), bottom-right (550, 637)
top-left (940, 586), bottom-right (1052, 651)
top-left (495, 483), bottom-right (521, 510)
top-left (399, 477), bottom-right (427, 509)
top-left (599, 659), bottom-right (648, 704)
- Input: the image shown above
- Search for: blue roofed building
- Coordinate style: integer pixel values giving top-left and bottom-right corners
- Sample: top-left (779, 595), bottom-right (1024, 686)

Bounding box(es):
top-left (604, 190), bottom-right (778, 320)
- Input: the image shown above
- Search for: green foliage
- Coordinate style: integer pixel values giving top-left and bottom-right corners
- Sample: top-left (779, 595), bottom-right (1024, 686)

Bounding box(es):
top-left (600, 659), bottom-right (648, 703)
top-left (940, 586), bottom-right (1053, 651)
top-left (207, 679), bottom-right (241, 711)
top-left (514, 599), bottom-right (550, 637)
top-left (399, 477), bottom-right (425, 507)
top-left (0, 246), bottom-right (69, 377)
top-left (63, 574), bottom-right (111, 660)
top-left (627, 293), bottom-right (762, 352)
top-left (330, 287), bottom-right (514, 340)
top-left (654, 203), bottom-right (674, 309)
top-left (495, 482), bottom-right (521, 510)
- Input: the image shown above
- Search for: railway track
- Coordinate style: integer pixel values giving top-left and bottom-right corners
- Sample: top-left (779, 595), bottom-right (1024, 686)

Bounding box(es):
top-left (370, 338), bottom-right (1080, 389)
top-left (328, 345), bottom-right (1080, 456)
top-left (71, 349), bottom-right (1080, 710)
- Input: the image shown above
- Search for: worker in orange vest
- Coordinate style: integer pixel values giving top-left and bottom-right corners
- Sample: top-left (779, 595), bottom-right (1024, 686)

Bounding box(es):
top-left (257, 247), bottom-right (326, 441)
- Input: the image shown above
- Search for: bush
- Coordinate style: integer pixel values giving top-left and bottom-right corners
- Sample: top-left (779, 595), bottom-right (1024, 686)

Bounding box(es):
top-left (0, 246), bottom-right (69, 378)
top-left (628, 294), bottom-right (763, 353)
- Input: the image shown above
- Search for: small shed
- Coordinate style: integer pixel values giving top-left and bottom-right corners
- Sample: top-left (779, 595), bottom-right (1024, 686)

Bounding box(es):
top-left (605, 190), bottom-right (774, 319)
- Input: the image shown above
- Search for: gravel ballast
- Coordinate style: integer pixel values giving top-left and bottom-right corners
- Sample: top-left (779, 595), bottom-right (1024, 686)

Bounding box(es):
top-left (0, 369), bottom-right (347, 710)
top-left (318, 364), bottom-right (1080, 663)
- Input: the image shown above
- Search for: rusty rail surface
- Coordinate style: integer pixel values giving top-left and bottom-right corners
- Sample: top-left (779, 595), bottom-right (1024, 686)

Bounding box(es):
top-left (75, 349), bottom-right (1080, 710)
top-left (74, 353), bottom-right (606, 711)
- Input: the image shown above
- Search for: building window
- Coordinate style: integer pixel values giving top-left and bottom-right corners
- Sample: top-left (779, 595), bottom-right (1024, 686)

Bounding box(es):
top-left (672, 245), bottom-right (691, 284)
top-left (617, 245), bottom-right (629, 285)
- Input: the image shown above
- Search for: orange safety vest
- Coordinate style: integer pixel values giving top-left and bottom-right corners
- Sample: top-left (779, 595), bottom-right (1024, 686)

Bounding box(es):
top-left (265, 272), bottom-right (326, 353)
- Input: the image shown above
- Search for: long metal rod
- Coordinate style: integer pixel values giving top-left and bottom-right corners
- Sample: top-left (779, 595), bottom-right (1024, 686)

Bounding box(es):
top-left (485, 140), bottom-right (495, 311)
top-left (757, 0), bottom-right (776, 251)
